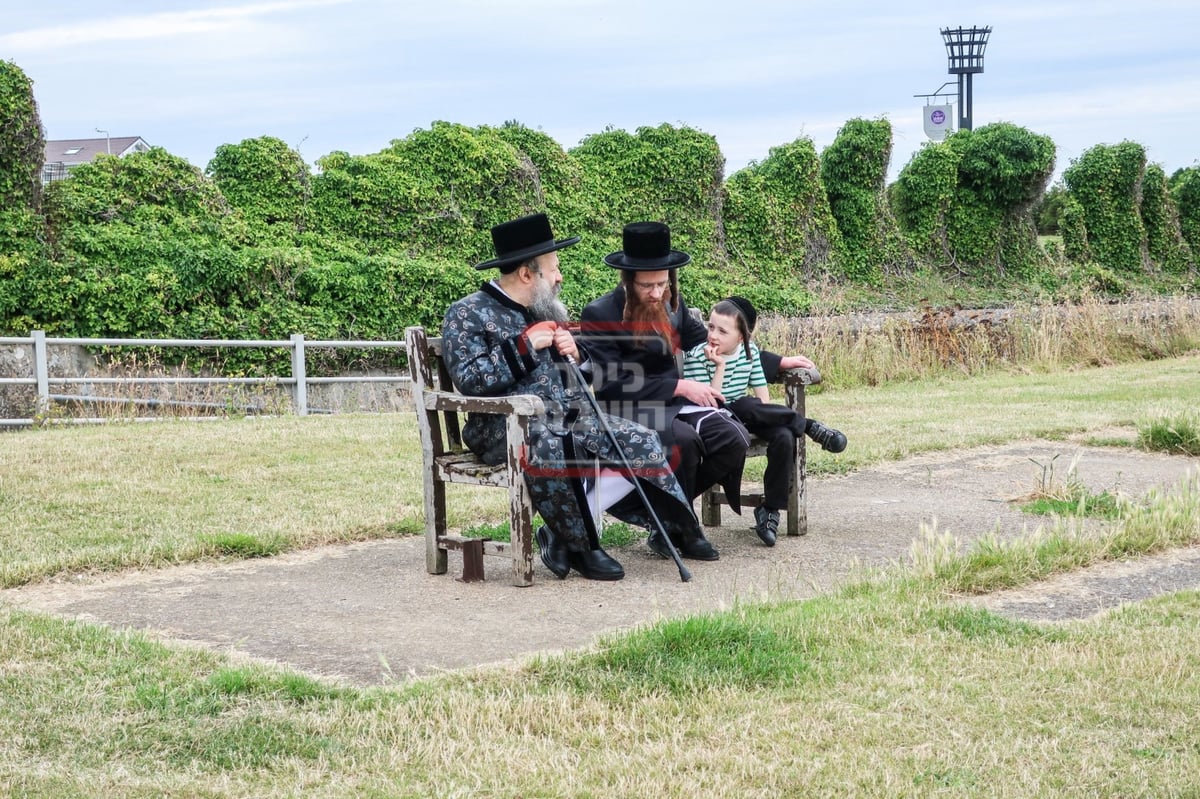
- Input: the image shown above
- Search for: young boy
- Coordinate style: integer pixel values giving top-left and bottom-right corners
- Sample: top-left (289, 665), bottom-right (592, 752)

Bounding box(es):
top-left (683, 296), bottom-right (847, 545)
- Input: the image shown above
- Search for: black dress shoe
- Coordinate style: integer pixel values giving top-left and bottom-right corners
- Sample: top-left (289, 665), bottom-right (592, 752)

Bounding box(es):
top-left (652, 527), bottom-right (715, 559)
top-left (647, 531), bottom-right (674, 559)
top-left (678, 536), bottom-right (720, 561)
top-left (648, 531), bottom-right (720, 561)
top-left (535, 525), bottom-right (570, 579)
top-left (568, 547), bottom-right (625, 581)
top-left (806, 420), bottom-right (847, 453)
top-left (753, 505), bottom-right (779, 547)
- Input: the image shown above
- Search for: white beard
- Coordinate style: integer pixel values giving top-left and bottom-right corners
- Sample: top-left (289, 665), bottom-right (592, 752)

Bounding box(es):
top-left (528, 277), bottom-right (569, 323)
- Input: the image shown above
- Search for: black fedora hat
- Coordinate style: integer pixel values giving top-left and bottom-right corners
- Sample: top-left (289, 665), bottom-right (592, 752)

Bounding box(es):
top-left (474, 213), bottom-right (581, 271)
top-left (603, 221), bottom-right (691, 271)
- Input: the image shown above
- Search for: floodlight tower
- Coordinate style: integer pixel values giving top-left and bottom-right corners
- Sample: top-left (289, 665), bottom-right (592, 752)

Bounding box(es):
top-left (940, 25), bottom-right (991, 131)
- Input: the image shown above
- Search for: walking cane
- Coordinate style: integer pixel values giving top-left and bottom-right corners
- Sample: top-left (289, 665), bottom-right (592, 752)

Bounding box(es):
top-left (563, 355), bottom-right (692, 583)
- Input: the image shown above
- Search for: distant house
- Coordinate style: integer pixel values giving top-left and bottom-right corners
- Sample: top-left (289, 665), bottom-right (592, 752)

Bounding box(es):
top-left (42, 136), bottom-right (152, 184)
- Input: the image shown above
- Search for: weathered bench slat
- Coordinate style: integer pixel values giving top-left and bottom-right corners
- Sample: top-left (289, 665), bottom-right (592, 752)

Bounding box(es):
top-left (421, 390), bottom-right (544, 416)
top-left (434, 458), bottom-right (512, 487)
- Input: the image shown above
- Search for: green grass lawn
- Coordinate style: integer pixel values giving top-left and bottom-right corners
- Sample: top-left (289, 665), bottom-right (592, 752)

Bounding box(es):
top-left (2, 355), bottom-right (1200, 796)
top-left (4, 354), bottom-right (1199, 588)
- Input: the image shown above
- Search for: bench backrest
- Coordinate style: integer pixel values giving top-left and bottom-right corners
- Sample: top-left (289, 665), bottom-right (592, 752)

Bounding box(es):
top-left (405, 326), bottom-right (464, 456)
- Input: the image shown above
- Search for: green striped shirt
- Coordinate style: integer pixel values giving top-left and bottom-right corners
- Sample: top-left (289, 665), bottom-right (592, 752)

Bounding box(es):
top-left (683, 340), bottom-right (766, 397)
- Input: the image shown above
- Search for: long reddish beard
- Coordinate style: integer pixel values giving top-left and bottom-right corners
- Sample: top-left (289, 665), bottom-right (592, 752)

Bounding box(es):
top-left (625, 289), bottom-right (679, 351)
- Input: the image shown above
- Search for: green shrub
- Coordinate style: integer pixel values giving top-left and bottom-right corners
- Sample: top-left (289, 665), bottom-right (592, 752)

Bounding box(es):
top-left (311, 121), bottom-right (540, 263)
top-left (570, 124), bottom-right (728, 310)
top-left (1139, 163), bottom-right (1193, 274)
top-left (942, 123), bottom-right (1055, 279)
top-left (1063, 141), bottom-right (1150, 273)
top-left (0, 60), bottom-right (44, 214)
top-left (207, 136), bottom-right (314, 241)
top-left (820, 117), bottom-right (913, 283)
top-left (723, 136), bottom-right (841, 312)
top-left (893, 142), bottom-right (960, 264)
top-left (1170, 166), bottom-right (1200, 259)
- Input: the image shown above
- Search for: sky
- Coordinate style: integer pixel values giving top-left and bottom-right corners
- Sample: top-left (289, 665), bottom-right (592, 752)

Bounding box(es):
top-left (5, 0), bottom-right (1200, 185)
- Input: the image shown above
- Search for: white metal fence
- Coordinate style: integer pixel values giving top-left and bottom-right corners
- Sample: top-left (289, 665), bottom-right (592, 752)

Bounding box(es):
top-left (0, 331), bottom-right (410, 428)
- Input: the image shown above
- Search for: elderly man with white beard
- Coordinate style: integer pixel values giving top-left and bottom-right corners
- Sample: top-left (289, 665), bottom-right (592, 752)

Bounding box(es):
top-left (441, 213), bottom-right (708, 581)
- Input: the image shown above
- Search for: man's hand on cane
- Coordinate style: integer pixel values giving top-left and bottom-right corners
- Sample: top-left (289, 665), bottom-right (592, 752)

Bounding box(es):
top-left (524, 321), bottom-right (579, 361)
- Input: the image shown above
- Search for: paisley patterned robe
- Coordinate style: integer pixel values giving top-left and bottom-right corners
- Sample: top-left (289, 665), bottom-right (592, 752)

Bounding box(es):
top-left (442, 282), bottom-right (704, 550)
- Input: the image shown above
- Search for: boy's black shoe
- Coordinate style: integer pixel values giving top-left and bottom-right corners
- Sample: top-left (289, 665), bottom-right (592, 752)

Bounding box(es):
top-left (807, 420), bottom-right (847, 453)
top-left (753, 505), bottom-right (779, 546)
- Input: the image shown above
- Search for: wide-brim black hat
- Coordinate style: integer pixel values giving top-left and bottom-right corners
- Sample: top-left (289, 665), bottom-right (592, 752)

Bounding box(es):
top-left (603, 221), bottom-right (691, 271)
top-left (474, 213), bottom-right (580, 271)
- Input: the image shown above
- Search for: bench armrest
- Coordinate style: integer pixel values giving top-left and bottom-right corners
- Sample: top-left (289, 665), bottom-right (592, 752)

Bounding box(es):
top-left (422, 390), bottom-right (545, 416)
top-left (778, 366), bottom-right (822, 386)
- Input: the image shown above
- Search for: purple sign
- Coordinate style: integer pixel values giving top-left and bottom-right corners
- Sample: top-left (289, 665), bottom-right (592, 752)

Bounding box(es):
top-left (930, 109), bottom-right (946, 125)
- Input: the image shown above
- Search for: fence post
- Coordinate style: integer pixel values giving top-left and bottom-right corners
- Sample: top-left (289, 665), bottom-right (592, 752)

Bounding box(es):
top-left (32, 330), bottom-right (49, 418)
top-left (291, 333), bottom-right (308, 416)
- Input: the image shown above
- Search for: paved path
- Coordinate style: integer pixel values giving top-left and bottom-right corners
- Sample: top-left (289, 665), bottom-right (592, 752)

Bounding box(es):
top-left (4, 441), bottom-right (1197, 685)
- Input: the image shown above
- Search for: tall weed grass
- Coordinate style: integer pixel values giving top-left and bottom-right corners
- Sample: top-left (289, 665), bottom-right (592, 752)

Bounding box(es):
top-left (1138, 410), bottom-right (1200, 456)
top-left (910, 471), bottom-right (1200, 594)
top-left (757, 294), bottom-right (1200, 389)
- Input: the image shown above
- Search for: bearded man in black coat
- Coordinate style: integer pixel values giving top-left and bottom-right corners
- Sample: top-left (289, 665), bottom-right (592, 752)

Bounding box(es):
top-left (579, 222), bottom-right (804, 560)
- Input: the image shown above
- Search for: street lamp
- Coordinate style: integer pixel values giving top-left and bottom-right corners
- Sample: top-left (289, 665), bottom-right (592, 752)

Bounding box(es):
top-left (940, 25), bottom-right (991, 131)
top-left (95, 127), bottom-right (110, 155)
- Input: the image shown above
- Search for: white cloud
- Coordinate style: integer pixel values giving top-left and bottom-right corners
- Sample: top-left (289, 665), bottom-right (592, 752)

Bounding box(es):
top-left (0, 0), bottom-right (349, 53)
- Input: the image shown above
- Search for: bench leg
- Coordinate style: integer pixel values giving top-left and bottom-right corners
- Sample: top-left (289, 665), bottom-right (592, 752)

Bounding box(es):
top-left (458, 538), bottom-right (486, 582)
top-left (700, 490), bottom-right (721, 527)
top-left (506, 415), bottom-right (535, 587)
top-left (426, 480), bottom-right (449, 574)
top-left (789, 437), bottom-right (808, 536)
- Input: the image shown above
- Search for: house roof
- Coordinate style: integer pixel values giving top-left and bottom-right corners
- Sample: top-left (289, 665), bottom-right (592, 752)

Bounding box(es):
top-left (43, 136), bottom-right (149, 165)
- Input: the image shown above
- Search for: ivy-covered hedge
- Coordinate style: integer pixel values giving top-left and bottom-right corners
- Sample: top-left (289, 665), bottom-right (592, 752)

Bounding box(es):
top-left (309, 121), bottom-right (544, 262)
top-left (1062, 141), bottom-right (1150, 274)
top-left (0, 60), bottom-right (44, 214)
top-left (0, 60), bottom-right (48, 326)
top-left (722, 136), bottom-right (841, 313)
top-left (1171, 166), bottom-right (1200, 259)
top-left (1060, 195), bottom-right (1090, 264)
top-left (1140, 163), bottom-right (1193, 274)
top-left (891, 141), bottom-right (959, 263)
top-left (945, 123), bottom-right (1055, 279)
top-left (2, 59), bottom-right (1197, 361)
top-left (820, 118), bottom-right (912, 283)
top-left (893, 123), bottom-right (1054, 280)
top-left (569, 124), bottom-right (728, 310)
top-left (207, 135), bottom-right (313, 241)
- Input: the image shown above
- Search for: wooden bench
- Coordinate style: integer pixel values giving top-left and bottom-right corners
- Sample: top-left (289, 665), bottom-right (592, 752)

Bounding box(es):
top-left (406, 325), bottom-right (542, 586)
top-left (406, 325), bottom-right (820, 586)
